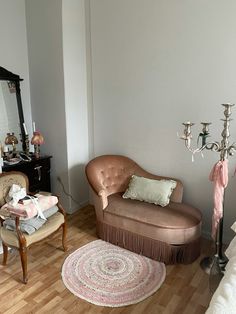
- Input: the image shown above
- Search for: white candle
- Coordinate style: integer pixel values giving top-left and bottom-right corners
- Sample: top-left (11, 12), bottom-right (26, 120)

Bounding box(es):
top-left (23, 123), bottom-right (28, 135)
top-left (3, 146), bottom-right (8, 153)
top-left (33, 121), bottom-right (36, 132)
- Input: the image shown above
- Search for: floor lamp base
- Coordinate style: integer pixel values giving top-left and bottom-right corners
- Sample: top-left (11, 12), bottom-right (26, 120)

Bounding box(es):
top-left (200, 256), bottom-right (214, 275)
top-left (200, 255), bottom-right (228, 292)
top-left (201, 255), bottom-right (228, 275)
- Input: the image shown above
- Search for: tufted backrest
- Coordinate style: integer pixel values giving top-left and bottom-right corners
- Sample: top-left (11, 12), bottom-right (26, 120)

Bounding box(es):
top-left (0, 171), bottom-right (29, 207)
top-left (86, 155), bottom-right (183, 203)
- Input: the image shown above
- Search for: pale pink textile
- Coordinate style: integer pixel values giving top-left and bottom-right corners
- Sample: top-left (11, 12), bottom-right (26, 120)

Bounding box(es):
top-left (1, 194), bottom-right (58, 220)
top-left (209, 160), bottom-right (228, 239)
top-left (62, 240), bottom-right (166, 307)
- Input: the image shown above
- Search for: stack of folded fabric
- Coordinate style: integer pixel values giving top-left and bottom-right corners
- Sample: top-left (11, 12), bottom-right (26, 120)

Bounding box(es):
top-left (1, 194), bottom-right (59, 235)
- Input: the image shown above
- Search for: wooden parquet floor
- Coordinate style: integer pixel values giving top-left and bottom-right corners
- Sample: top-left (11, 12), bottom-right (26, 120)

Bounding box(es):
top-left (0, 205), bottom-right (213, 314)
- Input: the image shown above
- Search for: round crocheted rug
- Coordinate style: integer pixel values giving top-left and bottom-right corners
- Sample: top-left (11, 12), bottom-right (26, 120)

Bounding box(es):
top-left (61, 240), bottom-right (166, 307)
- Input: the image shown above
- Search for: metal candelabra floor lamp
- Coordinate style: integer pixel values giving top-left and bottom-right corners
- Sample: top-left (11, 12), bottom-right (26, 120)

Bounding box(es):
top-left (179, 103), bottom-right (236, 277)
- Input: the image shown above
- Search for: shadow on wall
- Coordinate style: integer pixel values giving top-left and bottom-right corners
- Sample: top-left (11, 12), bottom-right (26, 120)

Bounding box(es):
top-left (65, 163), bottom-right (90, 214)
top-left (55, 163), bottom-right (89, 214)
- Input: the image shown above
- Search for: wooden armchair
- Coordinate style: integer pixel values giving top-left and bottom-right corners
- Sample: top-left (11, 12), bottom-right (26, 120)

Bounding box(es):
top-left (0, 171), bottom-right (67, 283)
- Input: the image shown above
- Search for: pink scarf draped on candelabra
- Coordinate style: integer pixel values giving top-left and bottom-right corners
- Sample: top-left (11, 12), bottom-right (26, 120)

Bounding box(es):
top-left (209, 160), bottom-right (228, 240)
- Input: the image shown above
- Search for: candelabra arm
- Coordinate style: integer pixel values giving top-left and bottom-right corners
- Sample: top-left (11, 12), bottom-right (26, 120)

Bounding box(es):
top-left (204, 142), bottom-right (221, 152)
top-left (184, 140), bottom-right (220, 155)
top-left (228, 143), bottom-right (236, 156)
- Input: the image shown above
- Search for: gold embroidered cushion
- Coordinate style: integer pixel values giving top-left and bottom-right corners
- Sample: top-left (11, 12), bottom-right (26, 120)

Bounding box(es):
top-left (123, 175), bottom-right (177, 207)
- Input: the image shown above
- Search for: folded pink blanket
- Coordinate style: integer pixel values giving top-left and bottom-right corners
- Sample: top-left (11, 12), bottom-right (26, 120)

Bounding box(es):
top-left (1, 194), bottom-right (58, 220)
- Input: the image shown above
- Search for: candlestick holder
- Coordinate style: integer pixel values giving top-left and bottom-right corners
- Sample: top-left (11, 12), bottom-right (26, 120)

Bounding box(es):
top-left (33, 144), bottom-right (40, 159)
top-left (24, 134), bottom-right (30, 156)
top-left (179, 104), bottom-right (236, 276)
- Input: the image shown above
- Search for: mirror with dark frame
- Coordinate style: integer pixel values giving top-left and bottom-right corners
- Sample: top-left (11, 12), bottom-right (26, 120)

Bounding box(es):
top-left (0, 66), bottom-right (26, 154)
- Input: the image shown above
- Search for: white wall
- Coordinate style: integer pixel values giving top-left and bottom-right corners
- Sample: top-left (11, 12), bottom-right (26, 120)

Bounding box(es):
top-left (25, 0), bottom-right (90, 212)
top-left (62, 0), bottom-right (89, 213)
top-left (90, 0), bottom-right (236, 242)
top-left (0, 0), bottom-right (32, 143)
top-left (25, 0), bottom-right (70, 210)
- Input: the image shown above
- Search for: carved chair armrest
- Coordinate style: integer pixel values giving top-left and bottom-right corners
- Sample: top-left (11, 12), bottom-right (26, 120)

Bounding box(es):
top-left (14, 215), bottom-right (27, 247)
top-left (50, 193), bottom-right (66, 218)
top-left (57, 202), bottom-right (66, 218)
top-left (0, 208), bottom-right (26, 246)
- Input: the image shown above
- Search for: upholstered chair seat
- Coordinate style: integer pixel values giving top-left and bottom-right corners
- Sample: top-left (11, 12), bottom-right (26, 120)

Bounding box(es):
top-left (1, 212), bottom-right (64, 248)
top-left (104, 193), bottom-right (201, 244)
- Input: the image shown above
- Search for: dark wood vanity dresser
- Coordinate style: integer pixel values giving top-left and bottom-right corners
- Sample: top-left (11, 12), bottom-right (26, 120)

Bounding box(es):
top-left (0, 66), bottom-right (52, 193)
top-left (2, 156), bottom-right (52, 193)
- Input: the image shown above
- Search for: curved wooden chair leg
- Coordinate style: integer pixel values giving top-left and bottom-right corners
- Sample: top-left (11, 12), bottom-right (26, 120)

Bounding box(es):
top-left (19, 247), bottom-right (28, 284)
top-left (2, 242), bottom-right (8, 265)
top-left (62, 222), bottom-right (67, 252)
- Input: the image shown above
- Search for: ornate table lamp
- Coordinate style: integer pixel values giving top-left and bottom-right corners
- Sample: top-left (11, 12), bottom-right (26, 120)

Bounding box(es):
top-left (5, 133), bottom-right (18, 155)
top-left (31, 131), bottom-right (44, 159)
top-left (179, 104), bottom-right (236, 275)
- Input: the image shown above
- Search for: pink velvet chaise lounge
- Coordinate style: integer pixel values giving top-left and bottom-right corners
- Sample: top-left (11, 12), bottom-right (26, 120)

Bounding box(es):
top-left (86, 155), bottom-right (202, 264)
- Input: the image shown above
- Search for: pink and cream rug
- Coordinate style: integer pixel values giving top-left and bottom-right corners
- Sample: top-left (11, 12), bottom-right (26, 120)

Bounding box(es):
top-left (61, 240), bottom-right (166, 307)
